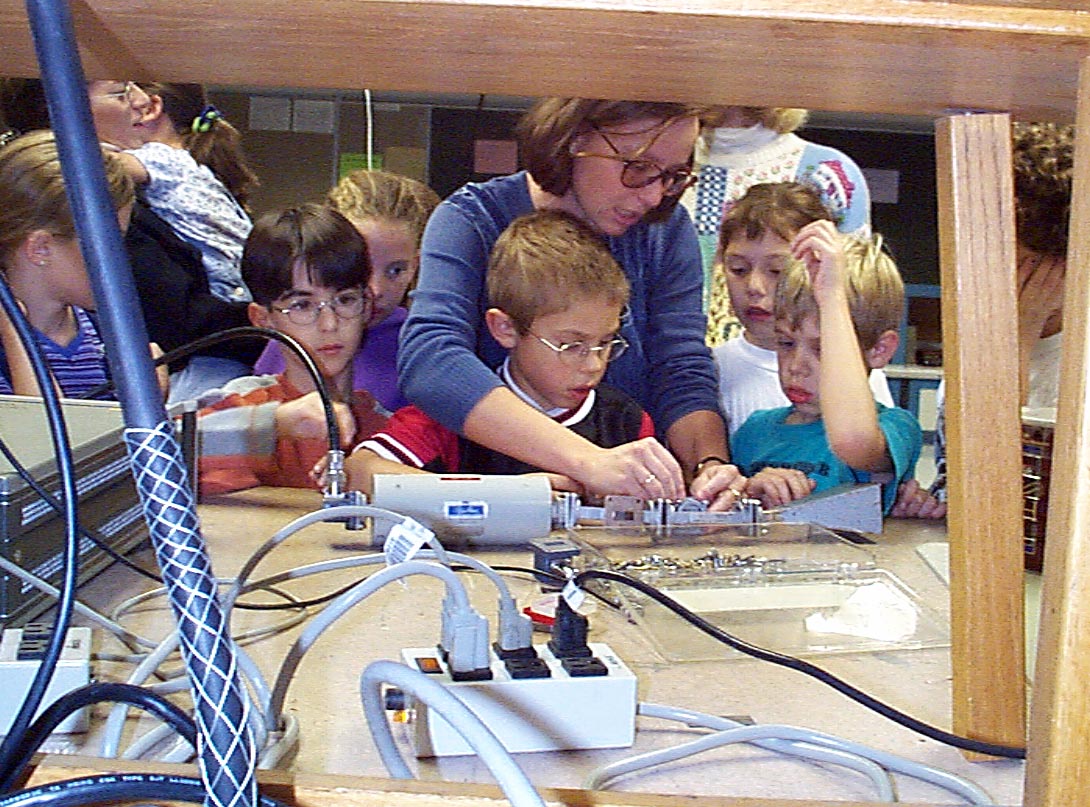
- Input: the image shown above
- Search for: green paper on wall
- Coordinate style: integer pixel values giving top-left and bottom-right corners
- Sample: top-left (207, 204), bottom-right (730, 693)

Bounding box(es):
top-left (339, 152), bottom-right (382, 178)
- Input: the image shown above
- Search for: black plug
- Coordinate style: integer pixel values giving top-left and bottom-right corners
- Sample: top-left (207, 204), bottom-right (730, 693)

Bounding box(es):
top-left (547, 597), bottom-right (592, 659)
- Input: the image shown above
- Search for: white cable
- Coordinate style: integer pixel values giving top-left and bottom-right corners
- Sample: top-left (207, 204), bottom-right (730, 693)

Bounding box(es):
top-left (359, 660), bottom-right (545, 807)
top-left (258, 712), bottom-right (300, 770)
top-left (221, 504), bottom-right (417, 615)
top-left (0, 554), bottom-right (157, 649)
top-left (101, 632), bottom-right (181, 757)
top-left (243, 550), bottom-right (512, 599)
top-left (632, 703), bottom-right (996, 805)
top-left (364, 88), bottom-right (373, 168)
top-left (266, 560), bottom-right (474, 731)
top-left (99, 630), bottom-right (269, 762)
top-left (586, 721), bottom-right (898, 799)
top-left (121, 721), bottom-right (195, 762)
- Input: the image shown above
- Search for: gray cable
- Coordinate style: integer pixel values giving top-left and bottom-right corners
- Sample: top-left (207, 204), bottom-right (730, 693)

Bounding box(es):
top-left (359, 660), bottom-right (545, 807)
top-left (0, 555), bottom-right (157, 649)
top-left (627, 703), bottom-right (996, 805)
top-left (222, 504), bottom-right (431, 616)
top-left (586, 721), bottom-right (896, 799)
top-left (266, 560), bottom-right (473, 731)
top-left (633, 703), bottom-right (893, 799)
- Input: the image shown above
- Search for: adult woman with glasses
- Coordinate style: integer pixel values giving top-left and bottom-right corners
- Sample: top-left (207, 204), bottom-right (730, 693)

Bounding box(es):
top-left (398, 98), bottom-right (746, 508)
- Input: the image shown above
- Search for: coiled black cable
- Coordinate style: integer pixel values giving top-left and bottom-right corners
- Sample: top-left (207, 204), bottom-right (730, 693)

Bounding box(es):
top-left (574, 567), bottom-right (1026, 760)
top-left (0, 774), bottom-right (290, 807)
top-left (0, 280), bottom-right (81, 790)
top-left (4, 682), bottom-right (197, 786)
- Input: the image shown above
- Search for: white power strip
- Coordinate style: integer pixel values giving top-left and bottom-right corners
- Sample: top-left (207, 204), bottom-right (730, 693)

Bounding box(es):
top-left (0, 625), bottom-right (91, 734)
top-left (397, 642), bottom-right (636, 757)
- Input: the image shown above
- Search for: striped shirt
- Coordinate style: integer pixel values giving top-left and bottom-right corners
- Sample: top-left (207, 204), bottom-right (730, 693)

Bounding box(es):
top-left (0, 307), bottom-right (111, 399)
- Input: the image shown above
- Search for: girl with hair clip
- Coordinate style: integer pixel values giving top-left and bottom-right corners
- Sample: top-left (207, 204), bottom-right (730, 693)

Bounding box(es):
top-left (682, 106), bottom-right (872, 346)
top-left (0, 130), bottom-right (165, 399)
top-left (253, 169), bottom-right (441, 411)
top-left (117, 83), bottom-right (256, 305)
top-left (393, 98), bottom-right (745, 509)
top-left (114, 82), bottom-right (260, 399)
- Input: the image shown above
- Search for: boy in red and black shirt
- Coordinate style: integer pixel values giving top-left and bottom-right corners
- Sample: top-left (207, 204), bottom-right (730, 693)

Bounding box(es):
top-left (346, 210), bottom-right (653, 495)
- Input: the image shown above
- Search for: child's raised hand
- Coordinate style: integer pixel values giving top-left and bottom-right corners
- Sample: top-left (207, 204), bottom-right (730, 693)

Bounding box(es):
top-left (789, 220), bottom-right (846, 302)
top-left (742, 466), bottom-right (815, 509)
top-left (275, 391), bottom-right (357, 448)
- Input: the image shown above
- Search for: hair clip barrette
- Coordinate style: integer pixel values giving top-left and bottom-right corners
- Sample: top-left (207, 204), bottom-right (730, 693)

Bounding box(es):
top-left (191, 105), bottom-right (222, 134)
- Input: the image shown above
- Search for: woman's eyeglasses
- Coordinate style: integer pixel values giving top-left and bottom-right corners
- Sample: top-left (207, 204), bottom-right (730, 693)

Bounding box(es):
top-left (573, 125), bottom-right (696, 196)
top-left (270, 290), bottom-right (373, 326)
top-left (531, 332), bottom-right (629, 366)
top-left (92, 81), bottom-right (141, 104)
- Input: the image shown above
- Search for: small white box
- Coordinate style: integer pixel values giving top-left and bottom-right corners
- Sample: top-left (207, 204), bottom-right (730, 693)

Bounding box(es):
top-left (0, 626), bottom-right (91, 734)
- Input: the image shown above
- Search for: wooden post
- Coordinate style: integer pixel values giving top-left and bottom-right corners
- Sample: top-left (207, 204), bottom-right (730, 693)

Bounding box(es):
top-left (1024, 55), bottom-right (1090, 806)
top-left (934, 114), bottom-right (1026, 753)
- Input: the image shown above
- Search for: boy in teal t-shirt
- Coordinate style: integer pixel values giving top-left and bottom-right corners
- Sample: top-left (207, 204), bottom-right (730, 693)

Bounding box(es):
top-left (731, 222), bottom-right (921, 514)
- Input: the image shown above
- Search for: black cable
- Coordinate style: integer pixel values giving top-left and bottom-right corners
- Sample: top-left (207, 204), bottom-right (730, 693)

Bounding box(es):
top-left (233, 579), bottom-right (362, 611)
top-left (82, 326), bottom-right (341, 451)
top-left (448, 563), bottom-right (622, 611)
top-left (0, 436), bottom-right (160, 583)
top-left (0, 280), bottom-right (80, 792)
top-left (5, 682), bottom-right (196, 786)
top-left (0, 774), bottom-right (290, 807)
top-left (574, 568), bottom-right (1026, 760)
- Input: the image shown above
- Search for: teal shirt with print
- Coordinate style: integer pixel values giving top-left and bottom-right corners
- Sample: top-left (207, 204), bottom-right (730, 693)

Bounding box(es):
top-left (730, 403), bottom-right (922, 514)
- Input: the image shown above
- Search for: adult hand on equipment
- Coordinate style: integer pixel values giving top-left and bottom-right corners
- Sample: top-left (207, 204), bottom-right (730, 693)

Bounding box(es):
top-left (889, 479), bottom-right (947, 519)
top-left (579, 437), bottom-right (685, 501)
top-left (690, 462), bottom-right (748, 512)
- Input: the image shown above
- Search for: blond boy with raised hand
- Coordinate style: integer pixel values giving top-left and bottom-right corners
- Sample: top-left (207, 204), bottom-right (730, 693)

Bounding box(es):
top-left (731, 221), bottom-right (922, 515)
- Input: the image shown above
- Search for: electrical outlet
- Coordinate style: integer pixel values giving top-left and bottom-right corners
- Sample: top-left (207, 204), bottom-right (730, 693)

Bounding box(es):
top-left (394, 642), bottom-right (636, 757)
top-left (0, 624), bottom-right (91, 734)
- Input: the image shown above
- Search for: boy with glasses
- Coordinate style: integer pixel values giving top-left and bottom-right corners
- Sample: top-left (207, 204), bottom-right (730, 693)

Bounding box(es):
top-left (196, 204), bottom-right (388, 496)
top-left (346, 210), bottom-right (657, 494)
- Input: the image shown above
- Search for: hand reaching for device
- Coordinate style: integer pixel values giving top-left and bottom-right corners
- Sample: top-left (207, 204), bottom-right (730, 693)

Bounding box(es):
top-left (743, 466), bottom-right (816, 509)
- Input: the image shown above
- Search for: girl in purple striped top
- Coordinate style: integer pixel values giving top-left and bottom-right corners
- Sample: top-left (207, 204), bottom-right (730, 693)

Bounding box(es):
top-left (0, 130), bottom-right (162, 399)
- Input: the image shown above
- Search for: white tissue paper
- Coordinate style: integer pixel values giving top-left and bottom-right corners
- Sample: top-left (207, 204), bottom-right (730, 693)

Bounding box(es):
top-left (804, 581), bottom-right (918, 642)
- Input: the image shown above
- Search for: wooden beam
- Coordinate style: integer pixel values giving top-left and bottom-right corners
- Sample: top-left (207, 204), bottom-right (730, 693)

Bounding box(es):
top-left (1024, 54), bottom-right (1090, 806)
top-left (934, 113), bottom-right (1026, 754)
top-left (1, 1), bottom-right (1090, 119)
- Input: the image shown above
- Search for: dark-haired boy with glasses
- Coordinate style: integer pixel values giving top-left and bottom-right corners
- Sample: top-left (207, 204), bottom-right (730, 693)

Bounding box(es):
top-left (346, 209), bottom-right (657, 494)
top-left (196, 204), bottom-right (388, 496)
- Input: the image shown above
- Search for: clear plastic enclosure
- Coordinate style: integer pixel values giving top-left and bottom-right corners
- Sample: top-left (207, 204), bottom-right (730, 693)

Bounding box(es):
top-left (570, 522), bottom-right (948, 662)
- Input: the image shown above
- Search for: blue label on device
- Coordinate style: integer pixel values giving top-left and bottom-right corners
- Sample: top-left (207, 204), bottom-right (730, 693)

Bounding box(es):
top-left (445, 500), bottom-right (487, 519)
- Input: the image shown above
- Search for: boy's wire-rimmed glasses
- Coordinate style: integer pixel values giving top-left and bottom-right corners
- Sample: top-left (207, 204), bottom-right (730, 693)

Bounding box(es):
top-left (531, 332), bottom-right (629, 366)
top-left (269, 290), bottom-right (373, 326)
top-left (572, 125), bottom-right (696, 197)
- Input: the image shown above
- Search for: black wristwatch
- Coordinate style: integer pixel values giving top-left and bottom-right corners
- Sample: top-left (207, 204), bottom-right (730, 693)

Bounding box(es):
top-left (692, 455), bottom-right (730, 478)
